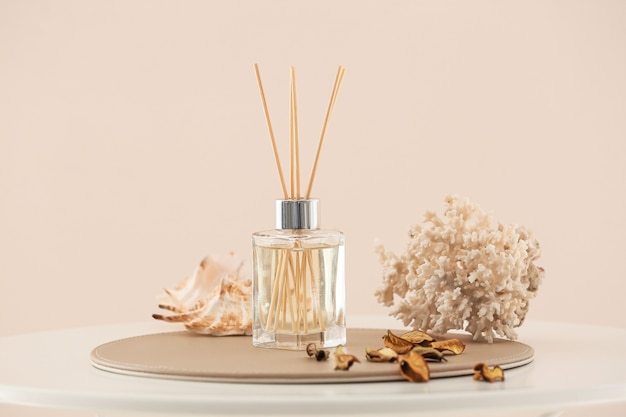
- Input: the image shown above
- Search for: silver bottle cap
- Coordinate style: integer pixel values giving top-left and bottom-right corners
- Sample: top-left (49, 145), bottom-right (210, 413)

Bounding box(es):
top-left (275, 199), bottom-right (319, 230)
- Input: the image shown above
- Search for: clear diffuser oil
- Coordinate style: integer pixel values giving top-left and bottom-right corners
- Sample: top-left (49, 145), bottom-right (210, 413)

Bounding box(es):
top-left (252, 199), bottom-right (345, 349)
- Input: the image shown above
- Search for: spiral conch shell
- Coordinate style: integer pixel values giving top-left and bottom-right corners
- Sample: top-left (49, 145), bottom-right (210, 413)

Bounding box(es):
top-left (152, 253), bottom-right (252, 336)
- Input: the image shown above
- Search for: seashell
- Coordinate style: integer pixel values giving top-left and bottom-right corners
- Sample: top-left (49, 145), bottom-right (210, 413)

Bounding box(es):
top-left (152, 253), bottom-right (252, 336)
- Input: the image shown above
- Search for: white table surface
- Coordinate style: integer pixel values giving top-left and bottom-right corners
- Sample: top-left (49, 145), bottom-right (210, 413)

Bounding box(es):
top-left (0, 316), bottom-right (625, 417)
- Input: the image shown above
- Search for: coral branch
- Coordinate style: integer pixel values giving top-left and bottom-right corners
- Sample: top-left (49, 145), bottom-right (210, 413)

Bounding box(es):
top-left (375, 195), bottom-right (544, 342)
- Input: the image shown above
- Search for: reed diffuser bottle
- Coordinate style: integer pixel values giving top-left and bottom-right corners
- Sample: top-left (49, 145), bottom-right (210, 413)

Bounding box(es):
top-left (252, 64), bottom-right (346, 350)
top-left (252, 199), bottom-right (345, 349)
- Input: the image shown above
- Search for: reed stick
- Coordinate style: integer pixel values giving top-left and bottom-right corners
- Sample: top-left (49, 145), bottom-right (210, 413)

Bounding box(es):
top-left (305, 65), bottom-right (345, 199)
top-left (254, 63), bottom-right (289, 200)
top-left (291, 67), bottom-right (301, 199)
top-left (299, 248), bottom-right (307, 333)
top-left (289, 70), bottom-right (295, 200)
top-left (265, 250), bottom-right (283, 332)
top-left (306, 250), bottom-right (325, 330)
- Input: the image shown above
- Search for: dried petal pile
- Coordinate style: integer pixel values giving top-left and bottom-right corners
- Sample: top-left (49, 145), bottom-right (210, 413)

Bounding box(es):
top-left (376, 195), bottom-right (544, 342)
top-left (305, 343), bottom-right (360, 370)
top-left (307, 330), bottom-right (504, 383)
top-left (366, 330), bottom-right (466, 382)
top-left (153, 253), bottom-right (252, 336)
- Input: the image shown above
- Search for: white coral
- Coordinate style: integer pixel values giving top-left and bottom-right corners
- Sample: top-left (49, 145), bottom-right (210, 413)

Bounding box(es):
top-left (375, 195), bottom-right (544, 342)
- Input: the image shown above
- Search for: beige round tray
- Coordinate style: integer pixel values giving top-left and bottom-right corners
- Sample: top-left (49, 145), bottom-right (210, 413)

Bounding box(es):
top-left (90, 328), bottom-right (533, 384)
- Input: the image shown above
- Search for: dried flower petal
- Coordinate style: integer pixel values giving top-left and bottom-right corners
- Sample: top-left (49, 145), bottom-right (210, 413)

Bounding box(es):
top-left (306, 343), bottom-right (318, 357)
top-left (473, 363), bottom-right (505, 382)
top-left (383, 330), bottom-right (414, 354)
top-left (365, 347), bottom-right (398, 362)
top-left (306, 343), bottom-right (330, 361)
top-left (400, 330), bottom-right (434, 345)
top-left (429, 338), bottom-right (466, 355)
top-left (315, 349), bottom-right (330, 361)
top-left (334, 345), bottom-right (360, 370)
top-left (410, 346), bottom-right (446, 362)
top-left (398, 351), bottom-right (430, 382)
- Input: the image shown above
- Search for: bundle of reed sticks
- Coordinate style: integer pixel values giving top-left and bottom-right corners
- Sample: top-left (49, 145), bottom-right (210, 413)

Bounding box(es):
top-left (254, 64), bottom-right (345, 200)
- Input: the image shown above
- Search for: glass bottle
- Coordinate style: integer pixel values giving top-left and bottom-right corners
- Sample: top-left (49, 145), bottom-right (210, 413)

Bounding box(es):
top-left (252, 199), bottom-right (346, 350)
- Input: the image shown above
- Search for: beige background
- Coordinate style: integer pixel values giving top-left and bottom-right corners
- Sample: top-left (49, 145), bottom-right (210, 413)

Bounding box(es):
top-left (1, 1), bottom-right (625, 416)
